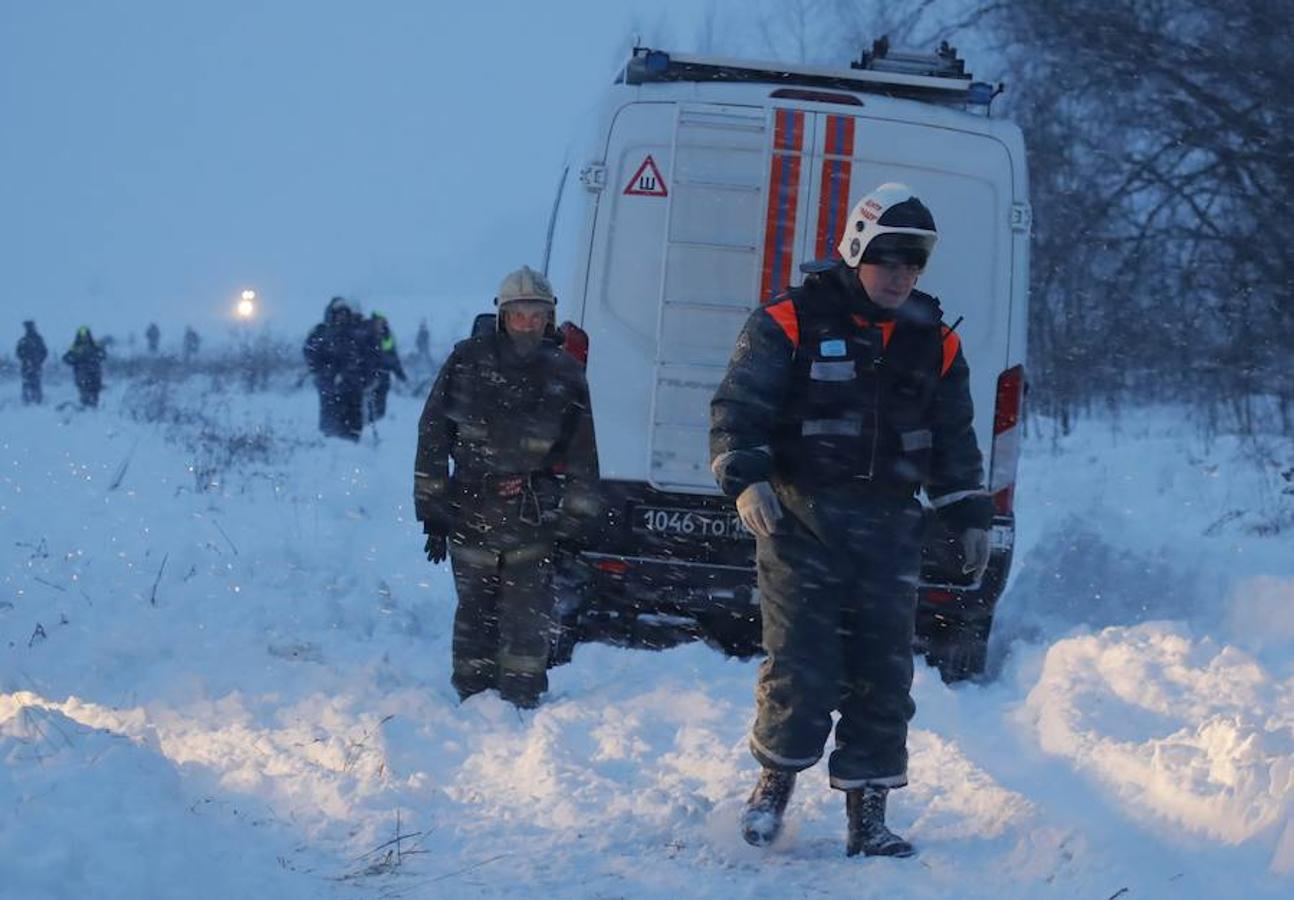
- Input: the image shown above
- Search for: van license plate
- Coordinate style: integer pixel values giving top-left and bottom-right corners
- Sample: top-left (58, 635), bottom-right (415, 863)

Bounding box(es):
top-left (635, 506), bottom-right (751, 540)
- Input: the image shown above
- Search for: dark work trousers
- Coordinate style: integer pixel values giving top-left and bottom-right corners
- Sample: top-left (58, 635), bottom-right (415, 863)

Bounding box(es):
top-left (750, 485), bottom-right (923, 789)
top-left (367, 373), bottom-right (391, 424)
top-left (317, 378), bottom-right (363, 441)
top-left (21, 373), bottom-right (42, 404)
top-left (448, 533), bottom-right (554, 708)
top-left (74, 371), bottom-right (101, 407)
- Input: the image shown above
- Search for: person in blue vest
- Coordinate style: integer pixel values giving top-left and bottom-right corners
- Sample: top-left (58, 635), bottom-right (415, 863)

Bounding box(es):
top-left (710, 183), bottom-right (993, 858)
top-left (63, 326), bottom-right (107, 408)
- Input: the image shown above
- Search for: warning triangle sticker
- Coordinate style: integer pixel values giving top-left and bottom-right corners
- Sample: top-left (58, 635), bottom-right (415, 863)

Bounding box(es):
top-left (623, 155), bottom-right (668, 197)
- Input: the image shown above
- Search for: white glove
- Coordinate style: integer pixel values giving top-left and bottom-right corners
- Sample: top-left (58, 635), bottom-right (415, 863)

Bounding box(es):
top-left (736, 482), bottom-right (783, 538)
top-left (961, 528), bottom-right (990, 580)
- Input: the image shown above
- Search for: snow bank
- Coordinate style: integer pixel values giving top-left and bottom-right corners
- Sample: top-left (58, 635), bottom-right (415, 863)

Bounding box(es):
top-left (1021, 623), bottom-right (1294, 853)
top-left (3, 382), bottom-right (1293, 897)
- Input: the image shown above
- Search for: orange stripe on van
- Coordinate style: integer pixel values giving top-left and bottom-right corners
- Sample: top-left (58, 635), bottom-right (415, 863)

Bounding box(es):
top-left (760, 109), bottom-right (806, 303)
top-left (940, 326), bottom-right (961, 376)
top-left (814, 115), bottom-right (855, 260)
top-left (764, 299), bottom-right (800, 348)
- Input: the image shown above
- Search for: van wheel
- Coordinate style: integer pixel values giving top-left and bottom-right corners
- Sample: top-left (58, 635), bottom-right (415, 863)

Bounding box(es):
top-left (549, 563), bottom-right (590, 668)
top-left (699, 611), bottom-right (762, 659)
top-left (549, 611), bottom-right (583, 668)
top-left (926, 616), bottom-right (992, 683)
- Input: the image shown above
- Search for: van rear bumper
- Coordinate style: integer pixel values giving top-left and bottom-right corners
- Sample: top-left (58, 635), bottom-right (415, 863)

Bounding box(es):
top-left (569, 480), bottom-right (1012, 626)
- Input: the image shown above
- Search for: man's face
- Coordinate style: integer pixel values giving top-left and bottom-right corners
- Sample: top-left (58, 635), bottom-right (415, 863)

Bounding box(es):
top-left (501, 301), bottom-right (551, 337)
top-left (856, 258), bottom-right (922, 309)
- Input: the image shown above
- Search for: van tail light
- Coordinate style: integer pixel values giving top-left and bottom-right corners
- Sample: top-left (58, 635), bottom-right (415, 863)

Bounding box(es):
top-left (558, 321), bottom-right (589, 367)
top-left (594, 558), bottom-right (630, 575)
top-left (920, 588), bottom-right (957, 605)
top-left (989, 365), bottom-right (1024, 516)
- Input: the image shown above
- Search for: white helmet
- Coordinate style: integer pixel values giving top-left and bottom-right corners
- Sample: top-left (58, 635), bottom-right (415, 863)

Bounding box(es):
top-left (837, 182), bottom-right (938, 268)
top-left (494, 265), bottom-right (556, 309)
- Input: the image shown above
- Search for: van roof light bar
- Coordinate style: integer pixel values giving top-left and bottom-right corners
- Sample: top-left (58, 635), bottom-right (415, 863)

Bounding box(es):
top-left (622, 45), bottom-right (975, 103)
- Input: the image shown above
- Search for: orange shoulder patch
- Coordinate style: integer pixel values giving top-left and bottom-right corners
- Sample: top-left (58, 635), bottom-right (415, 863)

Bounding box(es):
top-left (940, 325), bottom-right (961, 377)
top-left (764, 299), bottom-right (800, 349)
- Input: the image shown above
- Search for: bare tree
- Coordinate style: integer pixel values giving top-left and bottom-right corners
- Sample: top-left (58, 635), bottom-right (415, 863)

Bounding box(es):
top-left (993, 0), bottom-right (1294, 430)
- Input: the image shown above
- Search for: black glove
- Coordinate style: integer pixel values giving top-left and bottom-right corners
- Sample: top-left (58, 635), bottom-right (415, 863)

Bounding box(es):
top-left (424, 533), bottom-right (446, 563)
top-left (422, 521), bottom-right (447, 563)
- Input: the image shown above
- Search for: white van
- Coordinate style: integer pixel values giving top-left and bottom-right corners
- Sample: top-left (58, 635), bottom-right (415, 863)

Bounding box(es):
top-left (539, 43), bottom-right (1029, 680)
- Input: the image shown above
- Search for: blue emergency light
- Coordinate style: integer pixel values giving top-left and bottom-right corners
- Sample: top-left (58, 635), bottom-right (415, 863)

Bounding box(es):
top-left (967, 81), bottom-right (1000, 106)
top-left (644, 50), bottom-right (671, 74)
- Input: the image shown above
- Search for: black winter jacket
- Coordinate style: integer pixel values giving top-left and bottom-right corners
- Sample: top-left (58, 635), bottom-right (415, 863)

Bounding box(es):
top-left (17, 333), bottom-right (47, 376)
top-left (413, 332), bottom-right (601, 539)
top-left (710, 263), bottom-right (993, 533)
top-left (63, 338), bottom-right (105, 377)
top-left (303, 318), bottom-right (374, 389)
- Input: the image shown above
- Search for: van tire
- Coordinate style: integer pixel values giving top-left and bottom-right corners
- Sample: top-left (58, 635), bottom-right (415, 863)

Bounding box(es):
top-left (699, 610), bottom-right (762, 659)
top-left (549, 557), bottom-right (592, 668)
top-left (549, 612), bottom-right (583, 668)
top-left (926, 616), bottom-right (992, 683)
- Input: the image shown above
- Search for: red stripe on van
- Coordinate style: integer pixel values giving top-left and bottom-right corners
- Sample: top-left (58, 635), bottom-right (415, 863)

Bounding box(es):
top-left (760, 109), bottom-right (806, 303)
top-left (814, 116), bottom-right (855, 260)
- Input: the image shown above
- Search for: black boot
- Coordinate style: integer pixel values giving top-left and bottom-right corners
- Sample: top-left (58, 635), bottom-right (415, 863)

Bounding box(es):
top-left (741, 769), bottom-right (796, 847)
top-left (845, 788), bottom-right (914, 858)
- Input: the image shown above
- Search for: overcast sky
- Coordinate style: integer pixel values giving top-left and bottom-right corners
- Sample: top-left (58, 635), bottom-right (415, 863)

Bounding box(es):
top-left (0, 0), bottom-right (716, 347)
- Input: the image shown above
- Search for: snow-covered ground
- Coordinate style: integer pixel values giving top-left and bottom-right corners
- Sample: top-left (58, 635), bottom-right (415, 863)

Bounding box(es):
top-left (2, 367), bottom-right (1292, 899)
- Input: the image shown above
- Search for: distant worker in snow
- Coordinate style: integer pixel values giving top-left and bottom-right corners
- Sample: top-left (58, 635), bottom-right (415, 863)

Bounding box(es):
top-left (366, 311), bottom-right (408, 424)
top-left (415, 318), bottom-right (431, 361)
top-left (414, 265), bottom-right (602, 709)
top-left (145, 322), bottom-right (160, 354)
top-left (182, 326), bottom-right (201, 361)
top-left (710, 183), bottom-right (994, 858)
top-left (303, 297), bottom-right (374, 441)
top-left (16, 320), bottom-right (48, 405)
top-left (63, 326), bottom-right (107, 408)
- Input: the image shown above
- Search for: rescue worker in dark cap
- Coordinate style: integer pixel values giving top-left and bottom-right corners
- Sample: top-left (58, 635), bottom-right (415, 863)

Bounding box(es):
top-left (304, 297), bottom-right (373, 440)
top-left (17, 320), bottom-right (48, 405)
top-left (414, 265), bottom-right (601, 709)
top-left (711, 182), bottom-right (993, 858)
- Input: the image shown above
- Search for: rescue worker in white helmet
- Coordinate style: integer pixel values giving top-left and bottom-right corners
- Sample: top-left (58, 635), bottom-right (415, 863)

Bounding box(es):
top-left (413, 265), bottom-right (602, 708)
top-left (710, 183), bottom-right (993, 857)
